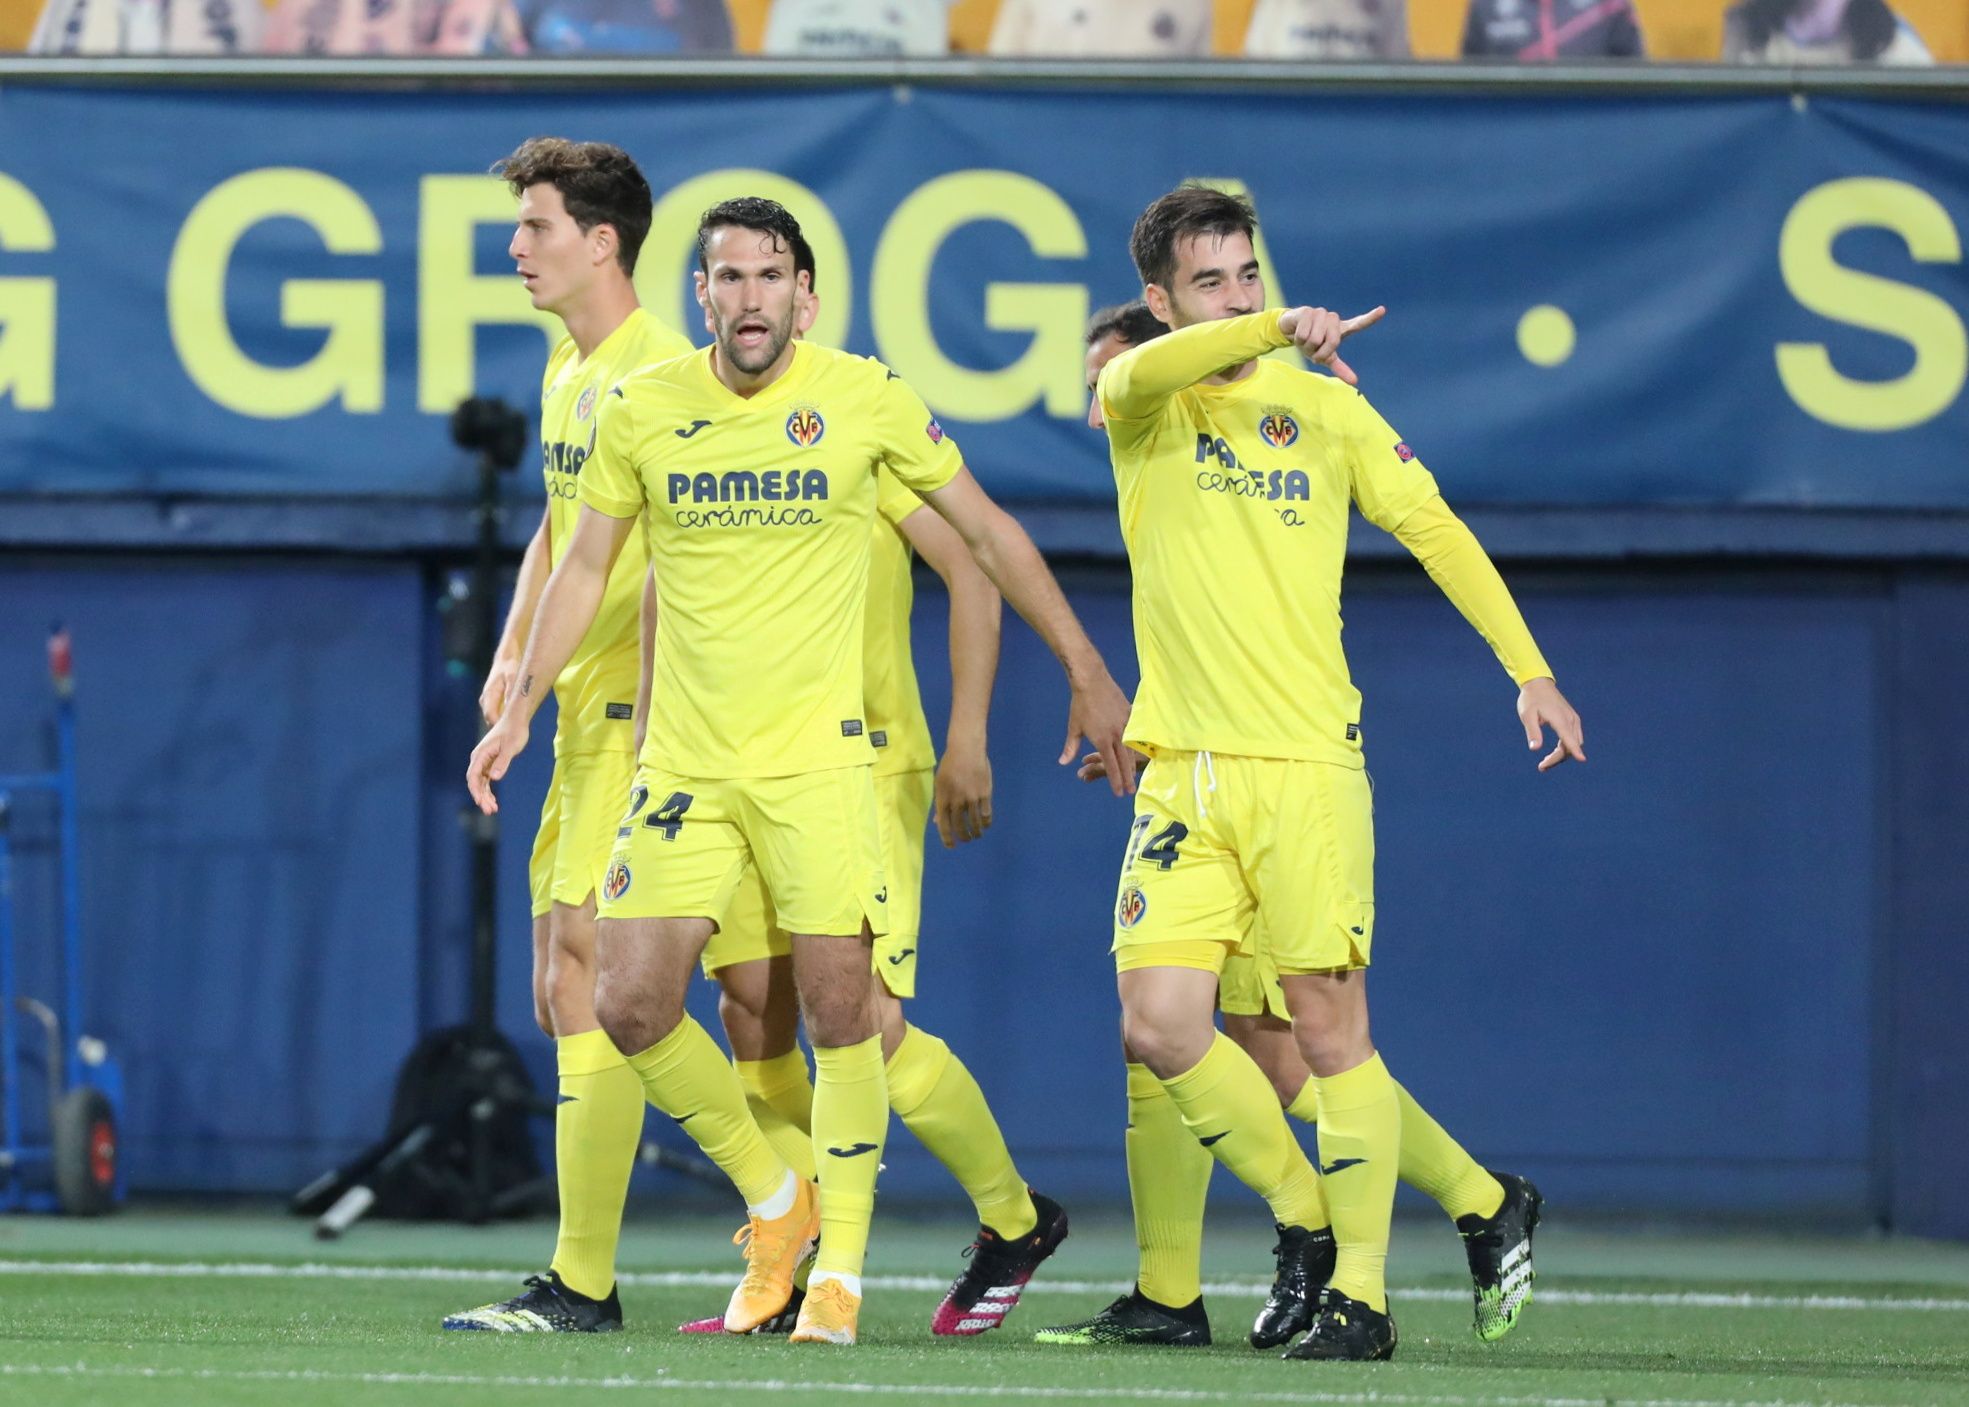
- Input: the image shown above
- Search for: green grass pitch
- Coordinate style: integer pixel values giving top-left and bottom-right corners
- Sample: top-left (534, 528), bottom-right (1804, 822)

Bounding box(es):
top-left (4, 1204), bottom-right (1968, 1406)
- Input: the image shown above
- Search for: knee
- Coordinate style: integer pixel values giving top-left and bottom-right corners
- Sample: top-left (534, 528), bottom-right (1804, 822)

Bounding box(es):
top-left (544, 943), bottom-right (592, 1008)
top-left (717, 986), bottom-right (788, 1064)
top-left (595, 975), bottom-right (679, 1058)
top-left (717, 983), bottom-right (766, 1036)
top-left (1119, 1007), bottom-right (1204, 1080)
top-left (801, 987), bottom-right (874, 1050)
top-left (1290, 1008), bottom-right (1372, 1078)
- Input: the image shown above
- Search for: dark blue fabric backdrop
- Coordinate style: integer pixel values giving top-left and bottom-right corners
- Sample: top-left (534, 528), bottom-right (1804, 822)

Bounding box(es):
top-left (2, 84), bottom-right (1966, 506)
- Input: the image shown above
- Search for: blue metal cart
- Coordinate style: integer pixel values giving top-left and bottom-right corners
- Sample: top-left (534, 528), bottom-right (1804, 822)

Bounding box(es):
top-left (0, 627), bottom-right (125, 1214)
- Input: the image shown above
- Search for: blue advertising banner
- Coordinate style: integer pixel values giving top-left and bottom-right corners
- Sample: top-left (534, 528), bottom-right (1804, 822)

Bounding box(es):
top-left (0, 83), bottom-right (1965, 507)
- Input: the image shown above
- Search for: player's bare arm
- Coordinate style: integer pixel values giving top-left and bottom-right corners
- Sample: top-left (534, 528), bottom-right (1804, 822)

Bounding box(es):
top-left (465, 504), bottom-right (636, 813)
top-left (480, 503), bottom-right (553, 725)
top-left (918, 467), bottom-right (1134, 797)
top-left (899, 504), bottom-right (1002, 847)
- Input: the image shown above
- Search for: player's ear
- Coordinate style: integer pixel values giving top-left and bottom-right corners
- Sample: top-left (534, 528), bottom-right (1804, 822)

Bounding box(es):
top-left (796, 289), bottom-right (819, 337)
top-left (693, 270), bottom-right (709, 309)
top-left (1144, 284), bottom-right (1172, 325)
top-left (592, 222), bottom-right (617, 269)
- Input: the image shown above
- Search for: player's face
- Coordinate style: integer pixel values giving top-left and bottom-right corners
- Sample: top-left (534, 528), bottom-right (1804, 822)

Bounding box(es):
top-left (1153, 231), bottom-right (1264, 330)
top-left (695, 226), bottom-right (806, 377)
top-left (509, 183), bottom-right (604, 315)
top-left (1083, 332), bottom-right (1132, 429)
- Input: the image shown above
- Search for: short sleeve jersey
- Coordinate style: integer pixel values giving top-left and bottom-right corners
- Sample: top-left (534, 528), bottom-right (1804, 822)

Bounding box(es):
top-left (865, 467), bottom-right (936, 777)
top-left (539, 308), bottom-right (692, 755)
top-left (580, 342), bottom-right (962, 779)
top-left (1099, 310), bottom-right (1440, 767)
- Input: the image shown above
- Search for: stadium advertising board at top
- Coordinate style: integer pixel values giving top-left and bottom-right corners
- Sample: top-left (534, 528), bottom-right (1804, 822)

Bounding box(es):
top-left (0, 84), bottom-right (1965, 508)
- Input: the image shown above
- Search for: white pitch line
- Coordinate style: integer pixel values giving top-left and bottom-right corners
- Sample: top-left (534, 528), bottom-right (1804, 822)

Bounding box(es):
top-left (1, 1259), bottom-right (1966, 1314)
top-left (0, 1363), bottom-right (1892, 1407)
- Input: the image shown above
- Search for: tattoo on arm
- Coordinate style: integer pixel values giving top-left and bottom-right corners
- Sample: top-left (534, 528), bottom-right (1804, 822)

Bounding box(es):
top-left (519, 674), bottom-right (533, 698)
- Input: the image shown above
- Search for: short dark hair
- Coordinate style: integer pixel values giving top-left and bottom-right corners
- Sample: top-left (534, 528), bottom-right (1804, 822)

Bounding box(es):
top-left (1129, 184), bottom-right (1257, 291)
top-left (696, 197), bottom-right (818, 294)
top-left (1085, 300), bottom-right (1169, 348)
top-left (493, 137), bottom-right (652, 275)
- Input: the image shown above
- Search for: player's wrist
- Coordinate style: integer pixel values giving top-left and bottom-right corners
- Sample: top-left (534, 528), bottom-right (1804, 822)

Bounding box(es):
top-left (1063, 648), bottom-right (1111, 691)
top-left (944, 720), bottom-right (988, 756)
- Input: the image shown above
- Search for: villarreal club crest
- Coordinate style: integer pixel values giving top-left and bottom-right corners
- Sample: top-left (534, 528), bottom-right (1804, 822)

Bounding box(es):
top-left (786, 405), bottom-right (826, 447)
top-left (1258, 408), bottom-right (1300, 449)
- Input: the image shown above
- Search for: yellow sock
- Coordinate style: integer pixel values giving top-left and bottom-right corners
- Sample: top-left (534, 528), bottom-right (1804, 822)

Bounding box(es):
top-left (1394, 1081), bottom-right (1504, 1221)
top-left (1291, 1074), bottom-right (1500, 1223)
top-left (810, 1034), bottom-right (889, 1278)
top-left (1162, 1033), bottom-right (1324, 1230)
top-left (1312, 1053), bottom-right (1401, 1311)
top-left (735, 1050), bottom-right (817, 1183)
top-left (886, 1025), bottom-right (1034, 1238)
top-left (1126, 1062), bottom-right (1210, 1307)
top-left (1286, 1076), bottom-right (1321, 1125)
top-left (547, 1029), bottom-right (645, 1300)
top-left (1282, 1077), bottom-right (1332, 1229)
top-left (626, 1017), bottom-right (788, 1207)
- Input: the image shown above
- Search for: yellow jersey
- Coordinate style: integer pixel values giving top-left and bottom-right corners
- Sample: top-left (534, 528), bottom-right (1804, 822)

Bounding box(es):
top-left (581, 342), bottom-right (962, 779)
top-left (539, 307), bottom-right (692, 755)
top-left (866, 467), bottom-right (936, 778)
top-left (1098, 309), bottom-right (1445, 768)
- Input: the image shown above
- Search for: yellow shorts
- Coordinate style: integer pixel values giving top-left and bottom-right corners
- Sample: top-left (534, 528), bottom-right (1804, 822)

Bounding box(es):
top-left (598, 764), bottom-right (887, 940)
top-left (528, 749), bottom-right (638, 918)
top-left (1111, 749), bottom-right (1375, 977)
top-left (701, 768), bottom-right (933, 998)
top-left (1218, 949), bottom-right (1290, 1021)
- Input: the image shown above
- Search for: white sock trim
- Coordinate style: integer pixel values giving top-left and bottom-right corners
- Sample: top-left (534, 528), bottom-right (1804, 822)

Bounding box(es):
top-left (748, 1169), bottom-right (798, 1221)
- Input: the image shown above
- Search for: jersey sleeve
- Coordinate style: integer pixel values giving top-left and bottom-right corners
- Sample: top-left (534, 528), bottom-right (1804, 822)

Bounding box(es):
top-left (1391, 495), bottom-right (1553, 686)
top-left (872, 366), bottom-right (963, 497)
top-left (1343, 388), bottom-right (1440, 533)
top-left (1097, 309), bottom-right (1289, 425)
top-left (874, 463), bottom-right (925, 530)
top-left (577, 386), bottom-right (648, 520)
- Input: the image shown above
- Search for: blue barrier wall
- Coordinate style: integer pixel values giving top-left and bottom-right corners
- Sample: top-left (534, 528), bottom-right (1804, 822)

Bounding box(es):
top-left (0, 557), bottom-right (425, 1190)
top-left (6, 549), bottom-right (1962, 1232)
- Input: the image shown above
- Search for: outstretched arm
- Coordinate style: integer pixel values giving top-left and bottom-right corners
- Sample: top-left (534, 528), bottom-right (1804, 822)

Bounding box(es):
top-left (1098, 305), bottom-right (1385, 422)
top-left (899, 503), bottom-right (1002, 846)
top-left (466, 505), bottom-right (637, 812)
top-left (1391, 496), bottom-right (1585, 771)
top-left (919, 467), bottom-right (1134, 795)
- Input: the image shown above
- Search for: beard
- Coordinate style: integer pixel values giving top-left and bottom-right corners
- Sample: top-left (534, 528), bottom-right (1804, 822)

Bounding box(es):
top-left (718, 304), bottom-right (797, 375)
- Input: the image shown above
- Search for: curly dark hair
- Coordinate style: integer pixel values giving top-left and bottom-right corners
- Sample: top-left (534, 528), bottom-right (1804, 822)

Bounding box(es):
top-left (492, 137), bottom-right (651, 275)
top-left (1085, 300), bottom-right (1169, 347)
top-left (696, 196), bottom-right (818, 294)
top-left (1734, 0), bottom-right (1896, 60)
top-left (1129, 184), bottom-right (1257, 291)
